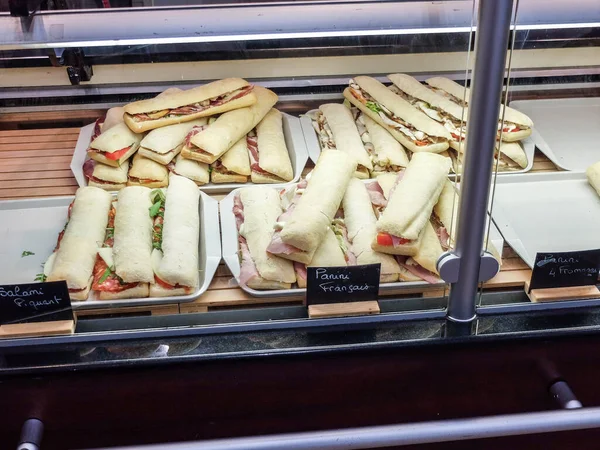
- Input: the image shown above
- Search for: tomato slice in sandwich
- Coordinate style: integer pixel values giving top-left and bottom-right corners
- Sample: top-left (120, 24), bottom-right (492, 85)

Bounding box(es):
top-left (377, 232), bottom-right (410, 246)
top-left (155, 275), bottom-right (175, 289)
top-left (377, 232), bottom-right (394, 246)
top-left (105, 146), bottom-right (131, 161)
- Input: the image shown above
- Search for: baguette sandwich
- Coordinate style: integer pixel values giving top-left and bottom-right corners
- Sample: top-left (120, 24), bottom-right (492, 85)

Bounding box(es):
top-left (310, 103), bottom-right (373, 178)
top-left (89, 187), bottom-right (153, 299)
top-left (266, 150), bottom-right (356, 264)
top-left (373, 152), bottom-right (450, 256)
top-left (210, 136), bottom-right (251, 183)
top-left (45, 187), bottom-right (113, 300)
top-left (234, 187), bottom-right (297, 290)
top-left (138, 118), bottom-right (208, 165)
top-left (88, 122), bottom-right (142, 168)
top-left (586, 161), bottom-right (600, 197)
top-left (149, 175), bottom-right (200, 297)
top-left (127, 153), bottom-right (169, 188)
top-left (387, 73), bottom-right (468, 148)
top-left (168, 154), bottom-right (210, 186)
top-left (123, 78), bottom-right (256, 133)
top-left (83, 159), bottom-right (129, 191)
top-left (343, 178), bottom-right (402, 282)
top-left (182, 86), bottom-right (278, 164)
top-left (250, 109), bottom-right (294, 183)
top-left (294, 225), bottom-right (350, 288)
top-left (451, 140), bottom-right (528, 173)
top-left (344, 76), bottom-right (451, 153)
top-left (353, 109), bottom-right (410, 175)
top-left (425, 77), bottom-right (533, 142)
top-left (108, 186), bottom-right (154, 297)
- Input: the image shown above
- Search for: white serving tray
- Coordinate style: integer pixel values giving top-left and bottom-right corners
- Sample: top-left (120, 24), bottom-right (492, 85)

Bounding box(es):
top-left (490, 171), bottom-right (600, 268)
top-left (300, 110), bottom-right (535, 175)
top-left (510, 98), bottom-right (600, 171)
top-left (71, 113), bottom-right (309, 195)
top-left (0, 192), bottom-right (221, 310)
top-left (219, 185), bottom-right (504, 298)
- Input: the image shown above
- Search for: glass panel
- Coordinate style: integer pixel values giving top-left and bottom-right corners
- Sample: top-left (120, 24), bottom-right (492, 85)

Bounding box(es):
top-left (481, 0), bottom-right (600, 313)
top-left (0, 1), bottom-right (476, 342)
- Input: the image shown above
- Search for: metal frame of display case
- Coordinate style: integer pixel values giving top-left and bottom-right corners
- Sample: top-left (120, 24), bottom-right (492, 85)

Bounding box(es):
top-left (0, 0), bottom-right (599, 347)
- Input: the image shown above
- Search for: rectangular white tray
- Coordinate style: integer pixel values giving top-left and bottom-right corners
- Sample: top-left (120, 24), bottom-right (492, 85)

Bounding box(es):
top-left (300, 110), bottom-right (534, 175)
top-left (219, 185), bottom-right (504, 298)
top-left (0, 192), bottom-right (221, 310)
top-left (510, 98), bottom-right (600, 171)
top-left (71, 113), bottom-right (309, 195)
top-left (490, 171), bottom-right (600, 268)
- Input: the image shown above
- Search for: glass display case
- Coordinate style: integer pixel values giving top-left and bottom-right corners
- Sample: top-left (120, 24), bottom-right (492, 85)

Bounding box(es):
top-left (1, 0), bottom-right (600, 446)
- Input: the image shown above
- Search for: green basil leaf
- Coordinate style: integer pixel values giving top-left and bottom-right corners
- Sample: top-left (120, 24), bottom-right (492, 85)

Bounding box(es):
top-left (34, 273), bottom-right (47, 282)
top-left (21, 250), bottom-right (35, 257)
top-left (149, 200), bottom-right (162, 218)
top-left (98, 267), bottom-right (112, 284)
top-left (366, 101), bottom-right (382, 114)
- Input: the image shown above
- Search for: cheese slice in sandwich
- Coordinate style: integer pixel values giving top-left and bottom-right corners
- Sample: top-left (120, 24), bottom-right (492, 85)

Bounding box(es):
top-left (295, 226), bottom-right (348, 288)
top-left (235, 187), bottom-right (296, 290)
top-left (168, 154), bottom-right (209, 185)
top-left (311, 103), bottom-right (372, 179)
top-left (84, 159), bottom-right (129, 191)
top-left (425, 77), bottom-right (533, 142)
top-left (47, 187), bottom-right (113, 300)
top-left (127, 153), bottom-right (169, 188)
top-left (387, 73), bottom-right (468, 146)
top-left (343, 178), bottom-right (402, 283)
top-left (355, 111), bottom-right (409, 176)
top-left (373, 152), bottom-right (450, 256)
top-left (123, 78), bottom-right (257, 133)
top-left (150, 175), bottom-right (200, 297)
top-left (138, 118), bottom-right (208, 165)
top-left (586, 161), bottom-right (600, 197)
top-left (250, 109), bottom-right (294, 183)
top-left (113, 186), bottom-right (154, 285)
top-left (88, 122), bottom-right (142, 168)
top-left (344, 76), bottom-right (451, 153)
top-left (211, 136), bottom-right (251, 184)
top-left (266, 150), bottom-right (356, 264)
top-left (182, 86), bottom-right (278, 164)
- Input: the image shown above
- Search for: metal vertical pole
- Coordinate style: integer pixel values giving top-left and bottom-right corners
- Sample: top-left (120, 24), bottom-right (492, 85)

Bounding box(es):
top-left (446, 0), bottom-right (514, 326)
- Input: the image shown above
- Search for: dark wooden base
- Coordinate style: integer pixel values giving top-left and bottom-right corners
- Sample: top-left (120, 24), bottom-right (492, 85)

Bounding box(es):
top-left (3, 332), bottom-right (600, 448)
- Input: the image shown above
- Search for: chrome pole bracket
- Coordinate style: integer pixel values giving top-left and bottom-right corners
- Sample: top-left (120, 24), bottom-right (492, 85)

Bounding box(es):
top-left (437, 251), bottom-right (500, 284)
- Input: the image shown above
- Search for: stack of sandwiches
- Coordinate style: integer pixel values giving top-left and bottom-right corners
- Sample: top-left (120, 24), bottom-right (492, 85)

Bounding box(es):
top-left (304, 74), bottom-right (533, 178)
top-left (233, 149), bottom-right (502, 290)
top-left (386, 74), bottom-right (533, 172)
top-left (234, 151), bottom-right (356, 289)
top-left (309, 102), bottom-right (410, 179)
top-left (84, 79), bottom-right (295, 190)
top-left (42, 175), bottom-right (201, 301)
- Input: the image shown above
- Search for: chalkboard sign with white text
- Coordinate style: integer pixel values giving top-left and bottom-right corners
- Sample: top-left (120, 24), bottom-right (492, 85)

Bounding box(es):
top-left (0, 281), bottom-right (73, 325)
top-left (529, 250), bottom-right (600, 291)
top-left (306, 264), bottom-right (380, 306)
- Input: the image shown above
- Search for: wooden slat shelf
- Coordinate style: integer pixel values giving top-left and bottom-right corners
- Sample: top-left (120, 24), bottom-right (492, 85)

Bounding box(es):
top-left (0, 122), bottom-right (555, 317)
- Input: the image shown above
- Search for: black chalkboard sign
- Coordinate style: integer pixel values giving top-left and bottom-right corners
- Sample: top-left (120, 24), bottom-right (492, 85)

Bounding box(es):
top-left (529, 250), bottom-right (600, 291)
top-left (306, 263), bottom-right (381, 306)
top-left (0, 281), bottom-right (73, 325)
